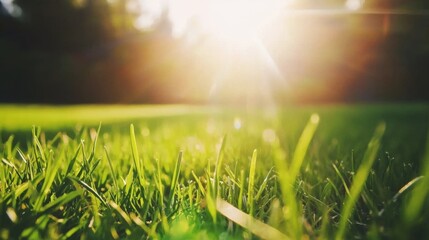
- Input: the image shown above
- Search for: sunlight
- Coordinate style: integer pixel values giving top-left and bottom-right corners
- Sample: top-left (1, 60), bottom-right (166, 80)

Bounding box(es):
top-left (198, 0), bottom-right (283, 45)
top-left (345, 0), bottom-right (364, 11)
top-left (157, 0), bottom-right (292, 107)
top-left (167, 0), bottom-right (291, 45)
top-left (129, 0), bottom-right (164, 30)
top-left (121, 0), bottom-right (392, 105)
top-left (0, 0), bottom-right (22, 17)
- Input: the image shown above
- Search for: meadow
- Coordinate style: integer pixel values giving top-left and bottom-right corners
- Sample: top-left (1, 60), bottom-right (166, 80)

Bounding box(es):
top-left (0, 104), bottom-right (428, 239)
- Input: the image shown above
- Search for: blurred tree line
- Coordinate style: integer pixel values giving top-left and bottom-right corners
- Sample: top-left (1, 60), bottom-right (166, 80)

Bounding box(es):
top-left (0, 0), bottom-right (180, 103)
top-left (0, 0), bottom-right (429, 103)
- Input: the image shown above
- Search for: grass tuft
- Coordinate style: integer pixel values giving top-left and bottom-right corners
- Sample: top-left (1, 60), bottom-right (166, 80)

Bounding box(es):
top-left (0, 105), bottom-right (428, 239)
top-left (335, 122), bottom-right (385, 240)
top-left (274, 113), bottom-right (320, 239)
top-left (403, 129), bottom-right (429, 223)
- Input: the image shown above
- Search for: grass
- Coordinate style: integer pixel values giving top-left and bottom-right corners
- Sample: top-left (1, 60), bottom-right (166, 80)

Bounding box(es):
top-left (0, 103), bottom-right (428, 239)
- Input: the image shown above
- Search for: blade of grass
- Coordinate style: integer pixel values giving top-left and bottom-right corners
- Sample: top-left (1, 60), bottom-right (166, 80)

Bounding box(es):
top-left (289, 114), bottom-right (320, 182)
top-left (188, 182), bottom-right (194, 207)
top-left (87, 123), bottom-right (102, 164)
top-left (214, 135), bottom-right (227, 197)
top-left (335, 122), bottom-right (385, 240)
top-left (155, 157), bottom-right (164, 214)
top-left (80, 139), bottom-right (90, 175)
top-left (378, 176), bottom-right (424, 216)
top-left (4, 135), bottom-right (14, 161)
top-left (130, 124), bottom-right (144, 185)
top-left (130, 213), bottom-right (159, 239)
top-left (67, 176), bottom-right (108, 207)
top-left (39, 190), bottom-right (82, 214)
top-left (248, 149), bottom-right (257, 217)
top-left (238, 169), bottom-right (245, 210)
top-left (17, 148), bottom-right (33, 180)
top-left (217, 198), bottom-right (289, 240)
top-left (191, 171), bottom-right (206, 197)
top-left (1, 181), bottom-right (30, 204)
top-left (1, 158), bottom-right (23, 180)
top-left (206, 172), bottom-right (217, 224)
top-left (123, 165), bottom-right (134, 196)
top-left (168, 151), bottom-right (183, 208)
top-left (104, 146), bottom-right (119, 198)
top-left (332, 163), bottom-right (351, 197)
top-left (61, 225), bottom-right (82, 240)
top-left (109, 201), bottom-right (132, 226)
top-left (141, 185), bottom-right (155, 221)
top-left (32, 126), bottom-right (46, 163)
top-left (274, 113), bottom-right (319, 239)
top-left (34, 152), bottom-right (62, 211)
top-left (403, 128), bottom-right (429, 223)
top-left (255, 167), bottom-right (274, 201)
top-left (319, 208), bottom-right (332, 240)
top-left (224, 165), bottom-right (240, 187)
top-left (326, 177), bottom-right (341, 198)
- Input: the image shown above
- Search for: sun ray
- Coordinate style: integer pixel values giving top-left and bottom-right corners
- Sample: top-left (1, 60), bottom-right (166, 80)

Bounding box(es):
top-left (254, 37), bottom-right (287, 87)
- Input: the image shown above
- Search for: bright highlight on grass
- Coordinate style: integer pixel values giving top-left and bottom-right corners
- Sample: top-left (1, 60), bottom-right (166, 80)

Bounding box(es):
top-left (216, 198), bottom-right (288, 239)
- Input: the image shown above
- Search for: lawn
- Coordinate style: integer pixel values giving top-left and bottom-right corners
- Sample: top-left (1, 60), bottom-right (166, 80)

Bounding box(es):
top-left (0, 104), bottom-right (428, 239)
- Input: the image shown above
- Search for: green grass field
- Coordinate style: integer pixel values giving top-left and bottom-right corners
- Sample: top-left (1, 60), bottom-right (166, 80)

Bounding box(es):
top-left (1, 104), bottom-right (428, 239)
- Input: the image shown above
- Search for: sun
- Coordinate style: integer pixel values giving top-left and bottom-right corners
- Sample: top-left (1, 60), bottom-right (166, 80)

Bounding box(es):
top-left (162, 0), bottom-right (291, 105)
top-left (133, 0), bottom-right (292, 105)
top-left (199, 0), bottom-right (284, 45)
top-left (167, 0), bottom-right (290, 46)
